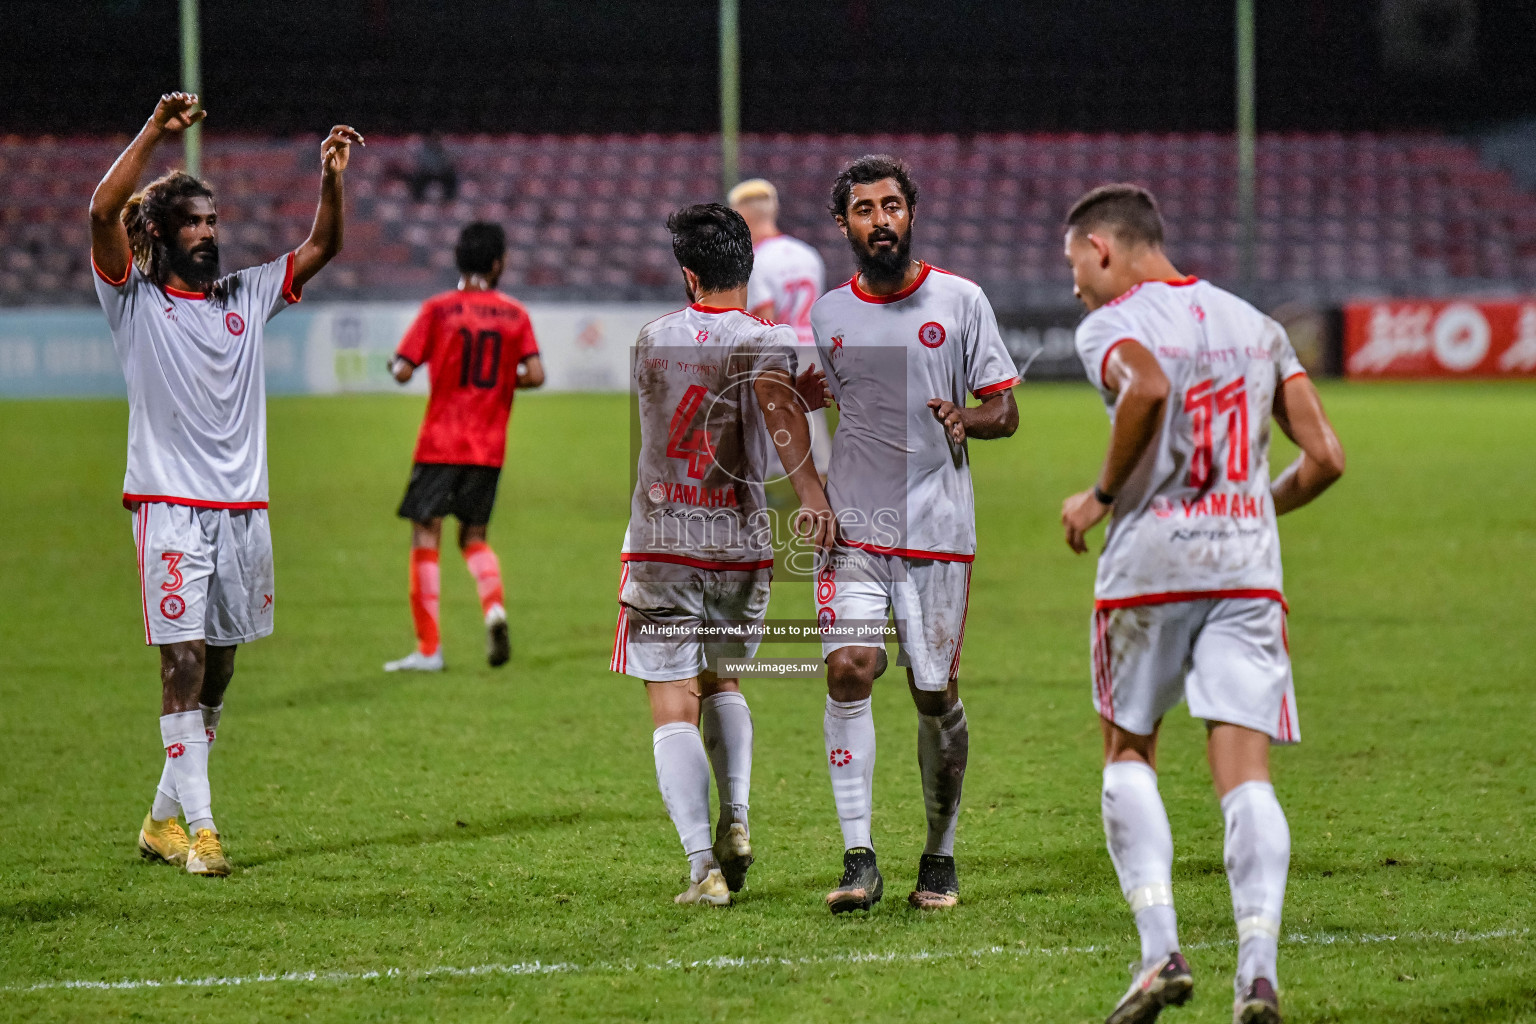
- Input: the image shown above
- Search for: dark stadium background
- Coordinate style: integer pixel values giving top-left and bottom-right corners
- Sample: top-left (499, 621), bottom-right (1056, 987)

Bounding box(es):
top-left (6, 0), bottom-right (1536, 134)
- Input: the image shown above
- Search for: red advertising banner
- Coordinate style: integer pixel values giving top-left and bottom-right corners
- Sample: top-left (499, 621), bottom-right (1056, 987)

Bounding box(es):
top-left (1344, 299), bottom-right (1536, 379)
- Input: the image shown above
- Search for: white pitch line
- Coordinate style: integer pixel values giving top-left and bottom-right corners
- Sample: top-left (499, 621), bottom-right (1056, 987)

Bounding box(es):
top-left (8, 927), bottom-right (1526, 994)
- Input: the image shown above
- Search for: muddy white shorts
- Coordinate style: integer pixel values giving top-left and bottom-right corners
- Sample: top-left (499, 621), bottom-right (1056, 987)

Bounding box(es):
top-left (1091, 596), bottom-right (1298, 743)
top-left (131, 502), bottom-right (276, 646)
top-left (609, 561), bottom-right (772, 682)
top-left (815, 546), bottom-right (972, 692)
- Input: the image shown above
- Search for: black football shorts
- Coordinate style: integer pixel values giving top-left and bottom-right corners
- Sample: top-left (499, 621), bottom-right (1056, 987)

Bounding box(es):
top-left (396, 463), bottom-right (501, 526)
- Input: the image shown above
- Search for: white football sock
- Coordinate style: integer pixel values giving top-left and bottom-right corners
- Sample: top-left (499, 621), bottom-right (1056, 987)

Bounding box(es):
top-left (160, 710), bottom-right (214, 835)
top-left (200, 702), bottom-right (223, 745)
top-left (1102, 761), bottom-right (1180, 968)
top-left (824, 695), bottom-right (876, 851)
top-left (917, 700), bottom-right (968, 857)
top-left (700, 691), bottom-right (752, 835)
top-left (1222, 780), bottom-right (1290, 993)
top-left (652, 722), bottom-right (717, 882)
top-left (150, 756), bottom-right (180, 821)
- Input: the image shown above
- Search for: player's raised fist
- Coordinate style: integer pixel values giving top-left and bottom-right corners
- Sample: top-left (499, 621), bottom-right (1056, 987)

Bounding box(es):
top-left (321, 125), bottom-right (365, 175)
top-left (151, 92), bottom-right (205, 133)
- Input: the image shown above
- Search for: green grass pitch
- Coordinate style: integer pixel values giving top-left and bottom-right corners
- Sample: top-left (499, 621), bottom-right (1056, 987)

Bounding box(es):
top-left (0, 382), bottom-right (1532, 1022)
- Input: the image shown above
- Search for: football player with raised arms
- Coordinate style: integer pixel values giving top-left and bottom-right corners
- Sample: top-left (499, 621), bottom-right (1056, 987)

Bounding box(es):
top-left (810, 156), bottom-right (1020, 913)
top-left (728, 178), bottom-right (831, 475)
top-left (1060, 185), bottom-right (1345, 1024)
top-left (89, 92), bottom-right (361, 876)
top-left (613, 203), bottom-right (835, 906)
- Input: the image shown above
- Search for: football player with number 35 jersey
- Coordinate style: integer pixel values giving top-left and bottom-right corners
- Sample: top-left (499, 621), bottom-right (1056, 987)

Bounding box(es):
top-left (386, 222), bottom-right (544, 673)
top-left (1060, 185), bottom-right (1345, 1024)
top-left (811, 156), bottom-right (1019, 916)
top-left (90, 92), bottom-right (361, 877)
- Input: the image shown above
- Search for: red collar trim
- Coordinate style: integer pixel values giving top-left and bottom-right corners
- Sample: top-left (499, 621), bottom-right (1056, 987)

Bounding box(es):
top-left (849, 261), bottom-right (931, 304)
top-left (1160, 275), bottom-right (1199, 287)
top-left (164, 283), bottom-right (208, 300)
top-left (690, 302), bottom-right (745, 314)
top-left (1105, 275), bottom-right (1200, 308)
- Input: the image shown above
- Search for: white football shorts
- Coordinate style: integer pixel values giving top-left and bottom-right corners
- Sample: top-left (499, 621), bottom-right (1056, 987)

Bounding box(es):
top-left (610, 562), bottom-right (772, 682)
top-left (1091, 596), bottom-right (1298, 743)
top-left (131, 502), bottom-right (275, 646)
top-left (816, 547), bottom-right (972, 692)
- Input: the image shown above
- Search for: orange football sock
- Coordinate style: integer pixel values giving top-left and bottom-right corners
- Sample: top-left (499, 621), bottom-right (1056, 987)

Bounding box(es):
top-left (462, 541), bottom-right (505, 615)
top-left (409, 547), bottom-right (441, 655)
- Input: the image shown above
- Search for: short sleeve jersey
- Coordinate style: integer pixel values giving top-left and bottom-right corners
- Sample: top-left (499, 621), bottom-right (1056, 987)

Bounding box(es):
top-left (810, 263), bottom-right (1020, 560)
top-left (1074, 277), bottom-right (1308, 605)
top-left (746, 234), bottom-right (825, 345)
top-left (94, 251), bottom-right (301, 509)
top-left (623, 304), bottom-right (797, 571)
top-left (395, 290), bottom-right (540, 467)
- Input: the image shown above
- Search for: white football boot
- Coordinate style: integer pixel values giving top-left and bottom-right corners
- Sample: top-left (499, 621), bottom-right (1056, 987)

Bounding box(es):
top-left (384, 649), bottom-right (444, 672)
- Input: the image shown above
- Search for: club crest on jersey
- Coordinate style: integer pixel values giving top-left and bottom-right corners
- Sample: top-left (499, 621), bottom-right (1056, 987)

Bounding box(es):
top-left (225, 311), bottom-right (246, 336)
top-left (918, 321), bottom-right (946, 348)
top-left (160, 594), bottom-right (187, 619)
top-left (1189, 303), bottom-right (1206, 323)
top-left (648, 483), bottom-right (667, 503)
top-left (695, 329), bottom-right (709, 344)
top-left (1151, 496), bottom-right (1175, 519)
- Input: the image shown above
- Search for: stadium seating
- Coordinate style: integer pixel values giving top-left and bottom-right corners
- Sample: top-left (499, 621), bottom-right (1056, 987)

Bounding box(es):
top-left (3, 132), bottom-right (1533, 308)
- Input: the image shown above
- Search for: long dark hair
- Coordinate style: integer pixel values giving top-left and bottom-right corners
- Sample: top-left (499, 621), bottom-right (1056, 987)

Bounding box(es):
top-left (122, 170), bottom-right (227, 300)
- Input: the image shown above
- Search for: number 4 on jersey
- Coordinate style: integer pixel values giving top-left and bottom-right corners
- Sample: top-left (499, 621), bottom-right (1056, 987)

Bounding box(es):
top-left (667, 384), bottom-right (716, 479)
top-left (1184, 377), bottom-right (1250, 489)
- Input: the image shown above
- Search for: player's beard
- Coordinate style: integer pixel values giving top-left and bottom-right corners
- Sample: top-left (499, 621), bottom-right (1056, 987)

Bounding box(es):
top-left (852, 224), bottom-right (913, 288)
top-left (166, 239), bottom-right (220, 291)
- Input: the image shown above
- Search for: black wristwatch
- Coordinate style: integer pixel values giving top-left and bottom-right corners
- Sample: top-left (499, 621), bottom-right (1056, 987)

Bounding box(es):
top-left (1093, 485), bottom-right (1116, 506)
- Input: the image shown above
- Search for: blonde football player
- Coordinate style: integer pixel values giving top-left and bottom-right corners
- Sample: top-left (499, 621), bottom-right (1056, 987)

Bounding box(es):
top-left (728, 178), bottom-right (832, 474)
top-left (1060, 185), bottom-right (1345, 1024)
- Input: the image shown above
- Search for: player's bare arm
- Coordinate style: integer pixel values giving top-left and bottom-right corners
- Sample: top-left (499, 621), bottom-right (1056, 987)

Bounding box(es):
top-left (90, 93), bottom-right (207, 281)
top-left (291, 124), bottom-right (364, 290)
top-left (753, 368), bottom-right (837, 552)
top-left (1270, 373), bottom-right (1345, 515)
top-left (925, 388), bottom-right (1018, 444)
top-left (515, 355), bottom-right (545, 389)
top-left (1062, 339), bottom-right (1170, 553)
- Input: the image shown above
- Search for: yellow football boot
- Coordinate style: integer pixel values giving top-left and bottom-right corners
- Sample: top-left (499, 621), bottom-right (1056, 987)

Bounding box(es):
top-left (674, 868), bottom-right (730, 906)
top-left (186, 828), bottom-right (231, 877)
top-left (137, 813), bottom-right (189, 867)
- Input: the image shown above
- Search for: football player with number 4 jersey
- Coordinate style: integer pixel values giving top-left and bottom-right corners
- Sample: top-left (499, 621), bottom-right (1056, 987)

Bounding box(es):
top-left (386, 222), bottom-right (544, 673)
top-left (613, 203), bottom-right (835, 907)
top-left (811, 156), bottom-right (1019, 915)
top-left (1060, 185), bottom-right (1345, 1024)
top-left (90, 92), bottom-right (361, 877)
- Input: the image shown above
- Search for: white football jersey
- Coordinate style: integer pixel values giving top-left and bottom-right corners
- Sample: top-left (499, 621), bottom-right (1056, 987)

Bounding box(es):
top-left (811, 263), bottom-right (1020, 560)
top-left (1074, 277), bottom-right (1308, 606)
top-left (747, 234), bottom-right (825, 345)
top-left (94, 252), bottom-right (301, 508)
top-left (622, 303), bottom-right (797, 571)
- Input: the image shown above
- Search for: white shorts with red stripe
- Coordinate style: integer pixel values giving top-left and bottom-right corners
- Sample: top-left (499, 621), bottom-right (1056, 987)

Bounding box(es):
top-left (1091, 595), bottom-right (1298, 743)
top-left (131, 502), bottom-right (275, 646)
top-left (816, 547), bottom-right (972, 692)
top-left (609, 560), bottom-right (772, 682)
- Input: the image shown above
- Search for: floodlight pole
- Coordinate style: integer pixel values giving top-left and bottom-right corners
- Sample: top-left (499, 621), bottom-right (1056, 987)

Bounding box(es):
top-left (720, 0), bottom-right (740, 196)
top-left (181, 0), bottom-right (202, 178)
top-left (1236, 0), bottom-right (1256, 292)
